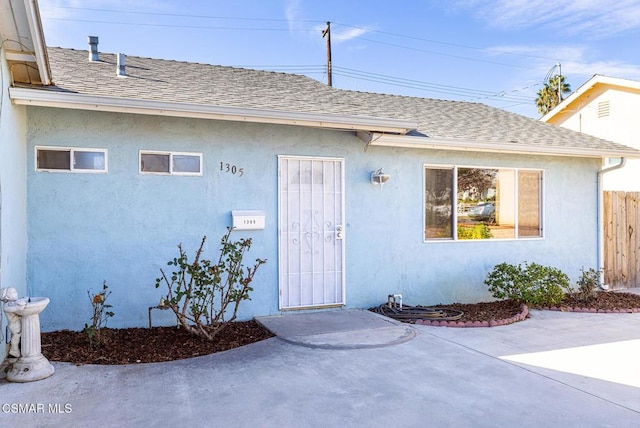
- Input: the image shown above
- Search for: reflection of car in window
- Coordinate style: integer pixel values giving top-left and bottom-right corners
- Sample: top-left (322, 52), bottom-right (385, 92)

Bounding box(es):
top-left (468, 202), bottom-right (495, 222)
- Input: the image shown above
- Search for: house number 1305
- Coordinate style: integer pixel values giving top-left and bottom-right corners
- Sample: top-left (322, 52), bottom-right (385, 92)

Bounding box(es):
top-left (220, 162), bottom-right (244, 177)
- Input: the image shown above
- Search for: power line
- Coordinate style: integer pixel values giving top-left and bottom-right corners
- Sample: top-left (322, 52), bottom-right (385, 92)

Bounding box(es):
top-left (227, 63), bottom-right (535, 104)
top-left (354, 37), bottom-right (531, 70)
top-left (41, 5), bottom-right (559, 66)
top-left (233, 65), bottom-right (326, 73)
top-left (39, 5), bottom-right (543, 110)
top-left (331, 66), bottom-right (532, 102)
top-left (43, 17), bottom-right (311, 32)
top-left (332, 22), bottom-right (562, 63)
top-left (43, 15), bottom-right (536, 70)
top-left (40, 5), bottom-right (324, 24)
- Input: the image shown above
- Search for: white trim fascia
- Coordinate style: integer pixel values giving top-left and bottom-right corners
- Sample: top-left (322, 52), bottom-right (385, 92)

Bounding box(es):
top-left (23, 0), bottom-right (51, 85)
top-left (9, 88), bottom-right (417, 134)
top-left (369, 133), bottom-right (640, 158)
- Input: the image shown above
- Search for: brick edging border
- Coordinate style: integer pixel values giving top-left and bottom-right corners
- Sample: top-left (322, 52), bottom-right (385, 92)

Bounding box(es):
top-left (540, 306), bottom-right (640, 313)
top-left (414, 304), bottom-right (529, 328)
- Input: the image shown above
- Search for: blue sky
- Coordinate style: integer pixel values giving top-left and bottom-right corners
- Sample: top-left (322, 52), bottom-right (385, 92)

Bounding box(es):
top-left (38, 0), bottom-right (640, 118)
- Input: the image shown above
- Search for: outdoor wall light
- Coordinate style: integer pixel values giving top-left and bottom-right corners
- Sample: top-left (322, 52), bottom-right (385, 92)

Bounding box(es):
top-left (371, 168), bottom-right (391, 187)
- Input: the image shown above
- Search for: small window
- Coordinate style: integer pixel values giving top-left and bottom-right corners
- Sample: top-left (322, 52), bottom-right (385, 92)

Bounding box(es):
top-left (36, 147), bottom-right (107, 173)
top-left (140, 153), bottom-right (170, 173)
top-left (140, 151), bottom-right (202, 175)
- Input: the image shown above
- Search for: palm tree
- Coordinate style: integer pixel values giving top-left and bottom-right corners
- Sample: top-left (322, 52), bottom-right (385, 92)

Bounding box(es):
top-left (536, 75), bottom-right (571, 115)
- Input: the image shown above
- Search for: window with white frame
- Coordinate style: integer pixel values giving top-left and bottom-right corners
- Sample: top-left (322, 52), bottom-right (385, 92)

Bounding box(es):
top-left (36, 147), bottom-right (107, 173)
top-left (424, 165), bottom-right (542, 241)
top-left (139, 151), bottom-right (202, 175)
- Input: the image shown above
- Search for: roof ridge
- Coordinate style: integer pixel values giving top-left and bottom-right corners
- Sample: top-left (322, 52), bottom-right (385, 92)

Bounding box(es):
top-left (46, 46), bottom-right (323, 81)
top-left (47, 47), bottom-right (487, 105)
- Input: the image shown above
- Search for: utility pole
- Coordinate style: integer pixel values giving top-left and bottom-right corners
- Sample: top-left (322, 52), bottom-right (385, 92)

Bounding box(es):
top-left (557, 63), bottom-right (562, 105)
top-left (322, 21), bottom-right (332, 87)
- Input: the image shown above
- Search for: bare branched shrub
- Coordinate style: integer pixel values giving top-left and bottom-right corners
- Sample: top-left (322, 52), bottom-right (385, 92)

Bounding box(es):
top-left (156, 228), bottom-right (266, 341)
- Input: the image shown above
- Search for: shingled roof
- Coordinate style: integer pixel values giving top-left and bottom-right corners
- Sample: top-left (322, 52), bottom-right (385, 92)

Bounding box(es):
top-left (10, 46), bottom-right (639, 157)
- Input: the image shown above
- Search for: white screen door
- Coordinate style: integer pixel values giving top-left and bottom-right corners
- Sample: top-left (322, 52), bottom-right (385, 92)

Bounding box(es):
top-left (278, 156), bottom-right (345, 309)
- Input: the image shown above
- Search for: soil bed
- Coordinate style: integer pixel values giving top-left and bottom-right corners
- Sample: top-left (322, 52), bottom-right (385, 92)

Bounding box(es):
top-left (39, 292), bottom-right (640, 365)
top-left (42, 320), bottom-right (273, 365)
top-left (427, 299), bottom-right (523, 323)
top-left (558, 292), bottom-right (640, 311)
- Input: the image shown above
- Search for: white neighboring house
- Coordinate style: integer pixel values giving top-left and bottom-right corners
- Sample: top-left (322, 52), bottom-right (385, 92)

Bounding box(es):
top-left (541, 75), bottom-right (640, 191)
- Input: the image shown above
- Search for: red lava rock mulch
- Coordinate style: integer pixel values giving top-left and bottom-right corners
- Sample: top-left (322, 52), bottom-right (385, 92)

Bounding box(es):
top-left (404, 291), bottom-right (640, 328)
top-left (37, 292), bottom-right (640, 365)
top-left (41, 320), bottom-right (274, 365)
top-left (413, 300), bottom-right (528, 328)
top-left (543, 291), bottom-right (640, 313)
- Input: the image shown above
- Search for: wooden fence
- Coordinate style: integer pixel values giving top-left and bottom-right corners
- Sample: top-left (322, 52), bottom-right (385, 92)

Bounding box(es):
top-left (603, 191), bottom-right (640, 289)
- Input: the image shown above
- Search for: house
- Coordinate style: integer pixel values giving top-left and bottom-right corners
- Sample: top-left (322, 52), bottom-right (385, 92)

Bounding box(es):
top-left (2, 1), bottom-right (639, 345)
top-left (1, 0), bottom-right (50, 348)
top-left (541, 75), bottom-right (640, 191)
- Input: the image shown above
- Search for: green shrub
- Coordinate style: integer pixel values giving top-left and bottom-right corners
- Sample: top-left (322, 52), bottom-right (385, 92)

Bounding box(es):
top-left (485, 262), bottom-right (570, 307)
top-left (155, 228), bottom-right (266, 341)
top-left (458, 224), bottom-right (492, 239)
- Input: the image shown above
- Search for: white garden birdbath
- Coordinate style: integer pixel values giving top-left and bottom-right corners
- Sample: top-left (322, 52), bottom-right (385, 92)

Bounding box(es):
top-left (3, 296), bottom-right (55, 382)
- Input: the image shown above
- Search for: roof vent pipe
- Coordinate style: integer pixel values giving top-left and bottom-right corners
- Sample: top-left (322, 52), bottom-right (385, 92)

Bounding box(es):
top-left (117, 53), bottom-right (126, 77)
top-left (88, 36), bottom-right (99, 61)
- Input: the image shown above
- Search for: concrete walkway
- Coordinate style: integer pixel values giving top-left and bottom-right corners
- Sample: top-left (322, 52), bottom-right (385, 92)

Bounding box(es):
top-left (255, 309), bottom-right (416, 349)
top-left (2, 309), bottom-right (640, 427)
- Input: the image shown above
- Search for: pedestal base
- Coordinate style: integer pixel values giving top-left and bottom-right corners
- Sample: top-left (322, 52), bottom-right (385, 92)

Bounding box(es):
top-left (6, 354), bottom-right (55, 383)
top-left (0, 356), bottom-right (16, 380)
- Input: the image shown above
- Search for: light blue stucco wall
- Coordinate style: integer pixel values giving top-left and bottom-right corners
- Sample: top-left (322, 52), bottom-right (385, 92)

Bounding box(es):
top-left (0, 52), bottom-right (28, 361)
top-left (26, 107), bottom-right (601, 331)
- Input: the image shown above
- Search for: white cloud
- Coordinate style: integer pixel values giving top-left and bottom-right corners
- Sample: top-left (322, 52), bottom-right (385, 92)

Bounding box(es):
top-left (332, 27), bottom-right (369, 43)
top-left (491, 43), bottom-right (640, 90)
top-left (285, 0), bottom-right (302, 32)
top-left (449, 0), bottom-right (640, 37)
top-left (564, 59), bottom-right (640, 81)
top-left (310, 23), bottom-right (370, 43)
top-left (286, 1), bottom-right (370, 44)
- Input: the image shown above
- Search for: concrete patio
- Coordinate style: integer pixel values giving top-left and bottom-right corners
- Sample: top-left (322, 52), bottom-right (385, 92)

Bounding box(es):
top-left (2, 307), bottom-right (639, 427)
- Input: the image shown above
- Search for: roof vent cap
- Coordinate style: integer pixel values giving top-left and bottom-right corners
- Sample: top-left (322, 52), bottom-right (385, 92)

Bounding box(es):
top-left (88, 36), bottom-right (99, 61)
top-left (117, 53), bottom-right (126, 77)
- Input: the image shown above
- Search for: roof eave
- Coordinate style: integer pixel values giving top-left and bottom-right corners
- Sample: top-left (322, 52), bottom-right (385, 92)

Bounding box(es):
top-left (9, 87), bottom-right (417, 134)
top-left (1, 0), bottom-right (51, 85)
top-left (24, 0), bottom-right (51, 85)
top-left (541, 74), bottom-right (640, 123)
top-left (540, 75), bottom-right (603, 122)
top-left (366, 133), bottom-right (640, 158)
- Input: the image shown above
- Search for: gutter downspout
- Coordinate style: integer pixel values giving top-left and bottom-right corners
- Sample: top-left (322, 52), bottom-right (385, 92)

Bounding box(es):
top-left (597, 157), bottom-right (626, 289)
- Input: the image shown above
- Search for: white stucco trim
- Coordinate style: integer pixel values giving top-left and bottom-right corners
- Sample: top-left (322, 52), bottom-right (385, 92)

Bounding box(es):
top-left (8, 88), bottom-right (417, 134)
top-left (367, 132), bottom-right (640, 158)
